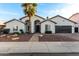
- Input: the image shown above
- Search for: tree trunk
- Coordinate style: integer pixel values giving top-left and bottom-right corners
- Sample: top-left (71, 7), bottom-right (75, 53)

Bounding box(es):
top-left (29, 17), bottom-right (31, 33)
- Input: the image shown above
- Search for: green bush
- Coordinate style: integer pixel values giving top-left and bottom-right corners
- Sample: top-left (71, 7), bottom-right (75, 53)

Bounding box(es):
top-left (20, 29), bottom-right (24, 34)
top-left (2, 29), bottom-right (10, 34)
top-left (45, 31), bottom-right (52, 34)
top-left (26, 32), bottom-right (30, 34)
top-left (13, 32), bottom-right (20, 35)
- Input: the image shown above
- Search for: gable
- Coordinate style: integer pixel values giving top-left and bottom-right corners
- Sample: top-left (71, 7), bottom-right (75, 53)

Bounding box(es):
top-left (5, 19), bottom-right (25, 24)
top-left (50, 15), bottom-right (77, 25)
top-left (20, 15), bottom-right (45, 22)
top-left (40, 20), bottom-right (57, 24)
top-left (5, 20), bottom-right (25, 29)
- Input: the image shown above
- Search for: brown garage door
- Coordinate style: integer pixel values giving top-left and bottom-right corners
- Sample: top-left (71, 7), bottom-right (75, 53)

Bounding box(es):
top-left (55, 26), bottom-right (72, 33)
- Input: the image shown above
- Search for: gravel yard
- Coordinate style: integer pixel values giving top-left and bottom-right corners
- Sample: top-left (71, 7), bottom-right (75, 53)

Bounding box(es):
top-left (0, 33), bottom-right (79, 42)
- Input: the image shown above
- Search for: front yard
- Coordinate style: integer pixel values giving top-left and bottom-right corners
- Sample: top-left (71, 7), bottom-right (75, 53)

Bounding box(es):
top-left (0, 34), bottom-right (33, 42)
top-left (0, 33), bottom-right (79, 42)
top-left (39, 34), bottom-right (79, 42)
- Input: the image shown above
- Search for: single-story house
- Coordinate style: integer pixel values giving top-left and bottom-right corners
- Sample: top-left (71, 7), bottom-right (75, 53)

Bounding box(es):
top-left (0, 23), bottom-right (5, 30)
top-left (4, 15), bottom-right (78, 33)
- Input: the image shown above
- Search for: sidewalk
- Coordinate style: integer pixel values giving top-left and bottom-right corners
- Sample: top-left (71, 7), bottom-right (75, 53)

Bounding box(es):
top-left (0, 42), bottom-right (79, 54)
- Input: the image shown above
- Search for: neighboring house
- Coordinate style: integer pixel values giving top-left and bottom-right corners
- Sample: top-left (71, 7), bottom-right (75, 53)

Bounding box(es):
top-left (4, 15), bottom-right (78, 33)
top-left (69, 13), bottom-right (79, 33)
top-left (0, 23), bottom-right (5, 30)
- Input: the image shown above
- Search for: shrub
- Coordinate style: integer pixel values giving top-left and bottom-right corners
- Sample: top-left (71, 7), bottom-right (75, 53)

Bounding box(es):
top-left (0, 30), bottom-right (3, 34)
top-left (3, 29), bottom-right (10, 34)
top-left (20, 29), bottom-right (24, 34)
top-left (26, 32), bottom-right (30, 34)
top-left (45, 31), bottom-right (52, 34)
top-left (13, 32), bottom-right (20, 35)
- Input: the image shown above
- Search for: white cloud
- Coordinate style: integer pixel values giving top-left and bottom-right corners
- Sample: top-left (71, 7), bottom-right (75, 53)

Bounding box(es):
top-left (58, 4), bottom-right (79, 18)
top-left (0, 19), bottom-right (5, 25)
top-left (45, 3), bottom-right (79, 18)
top-left (0, 18), bottom-right (7, 22)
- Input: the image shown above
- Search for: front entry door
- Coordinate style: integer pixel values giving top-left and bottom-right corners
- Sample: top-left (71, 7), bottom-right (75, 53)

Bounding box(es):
top-left (35, 25), bottom-right (40, 33)
top-left (34, 20), bottom-right (40, 33)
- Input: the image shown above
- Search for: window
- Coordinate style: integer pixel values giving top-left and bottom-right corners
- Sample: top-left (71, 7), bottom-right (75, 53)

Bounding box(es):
top-left (45, 24), bottom-right (51, 31)
top-left (13, 26), bottom-right (18, 31)
top-left (75, 27), bottom-right (78, 33)
top-left (25, 20), bottom-right (29, 25)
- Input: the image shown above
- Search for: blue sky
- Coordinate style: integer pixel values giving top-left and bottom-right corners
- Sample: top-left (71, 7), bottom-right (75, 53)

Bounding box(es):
top-left (0, 3), bottom-right (79, 22)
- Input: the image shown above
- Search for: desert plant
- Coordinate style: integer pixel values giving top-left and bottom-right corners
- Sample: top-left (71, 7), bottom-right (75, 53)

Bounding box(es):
top-left (45, 31), bottom-right (52, 34)
top-left (3, 29), bottom-right (10, 34)
top-left (13, 32), bottom-right (20, 35)
top-left (22, 3), bottom-right (37, 33)
top-left (20, 29), bottom-right (24, 34)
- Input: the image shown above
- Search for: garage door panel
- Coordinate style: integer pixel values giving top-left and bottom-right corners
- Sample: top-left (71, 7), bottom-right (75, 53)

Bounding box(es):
top-left (55, 26), bottom-right (72, 33)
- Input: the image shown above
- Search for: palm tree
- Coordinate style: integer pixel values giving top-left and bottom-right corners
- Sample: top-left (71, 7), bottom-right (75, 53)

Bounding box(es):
top-left (22, 3), bottom-right (37, 33)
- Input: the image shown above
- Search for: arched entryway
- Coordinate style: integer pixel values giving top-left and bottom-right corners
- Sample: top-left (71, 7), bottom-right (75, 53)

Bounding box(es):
top-left (34, 20), bottom-right (40, 33)
top-left (25, 20), bottom-right (30, 33)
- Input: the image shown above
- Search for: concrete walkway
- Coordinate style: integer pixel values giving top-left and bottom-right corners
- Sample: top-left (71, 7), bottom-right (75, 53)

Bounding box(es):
top-left (0, 42), bottom-right (79, 54)
top-left (29, 34), bottom-right (39, 42)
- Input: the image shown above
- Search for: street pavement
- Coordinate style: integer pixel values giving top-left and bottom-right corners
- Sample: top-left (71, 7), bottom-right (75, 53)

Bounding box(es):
top-left (0, 42), bottom-right (79, 55)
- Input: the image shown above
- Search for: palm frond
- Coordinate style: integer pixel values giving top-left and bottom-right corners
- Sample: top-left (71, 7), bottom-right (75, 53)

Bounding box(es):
top-left (22, 3), bottom-right (37, 17)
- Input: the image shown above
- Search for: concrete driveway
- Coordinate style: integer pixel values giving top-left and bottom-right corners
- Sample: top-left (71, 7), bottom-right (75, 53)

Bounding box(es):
top-left (0, 42), bottom-right (79, 54)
